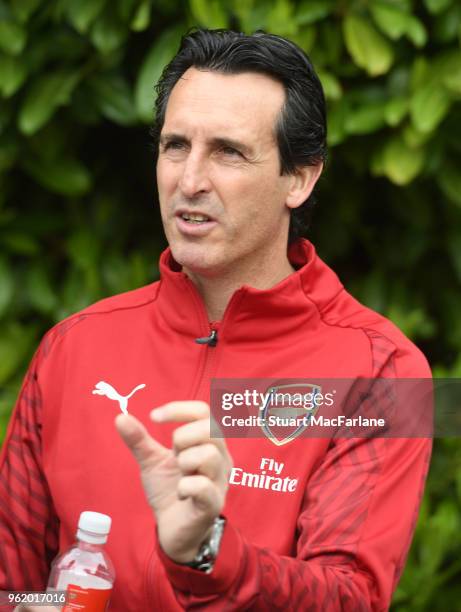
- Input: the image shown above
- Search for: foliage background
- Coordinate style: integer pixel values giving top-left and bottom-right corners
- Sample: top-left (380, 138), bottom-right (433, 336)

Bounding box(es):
top-left (0, 0), bottom-right (460, 608)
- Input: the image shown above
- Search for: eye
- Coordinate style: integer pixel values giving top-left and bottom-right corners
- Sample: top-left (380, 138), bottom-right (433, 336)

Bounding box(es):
top-left (162, 141), bottom-right (186, 152)
top-left (220, 146), bottom-right (242, 157)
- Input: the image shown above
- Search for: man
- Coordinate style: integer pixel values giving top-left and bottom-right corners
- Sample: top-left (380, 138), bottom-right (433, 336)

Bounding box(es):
top-left (1, 29), bottom-right (431, 611)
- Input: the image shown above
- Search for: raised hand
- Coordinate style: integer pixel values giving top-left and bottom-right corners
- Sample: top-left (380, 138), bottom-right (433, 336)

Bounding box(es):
top-left (115, 401), bottom-right (232, 563)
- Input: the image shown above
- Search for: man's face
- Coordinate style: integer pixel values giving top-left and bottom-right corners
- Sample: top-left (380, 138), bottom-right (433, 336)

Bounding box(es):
top-left (156, 67), bottom-right (295, 279)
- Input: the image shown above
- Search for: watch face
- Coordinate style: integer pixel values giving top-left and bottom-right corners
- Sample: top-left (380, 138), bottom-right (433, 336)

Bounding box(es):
top-left (209, 517), bottom-right (226, 556)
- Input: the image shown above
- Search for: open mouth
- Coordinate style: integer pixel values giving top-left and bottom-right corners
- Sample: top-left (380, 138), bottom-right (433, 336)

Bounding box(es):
top-left (180, 212), bottom-right (211, 224)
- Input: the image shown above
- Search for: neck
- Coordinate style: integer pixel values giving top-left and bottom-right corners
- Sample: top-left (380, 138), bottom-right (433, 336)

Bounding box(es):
top-left (184, 256), bottom-right (295, 322)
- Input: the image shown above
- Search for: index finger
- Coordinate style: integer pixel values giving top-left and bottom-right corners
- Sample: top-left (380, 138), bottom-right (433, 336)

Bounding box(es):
top-left (151, 401), bottom-right (210, 423)
top-left (151, 401), bottom-right (228, 453)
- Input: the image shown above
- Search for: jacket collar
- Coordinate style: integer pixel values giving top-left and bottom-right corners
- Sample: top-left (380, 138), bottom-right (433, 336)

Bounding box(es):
top-left (155, 239), bottom-right (344, 343)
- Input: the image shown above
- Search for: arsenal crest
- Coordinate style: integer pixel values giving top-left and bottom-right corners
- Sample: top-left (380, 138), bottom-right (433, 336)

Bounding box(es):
top-left (260, 383), bottom-right (322, 446)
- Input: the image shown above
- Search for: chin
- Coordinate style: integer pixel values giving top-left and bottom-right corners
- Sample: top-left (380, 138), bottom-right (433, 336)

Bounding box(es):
top-left (170, 242), bottom-right (223, 276)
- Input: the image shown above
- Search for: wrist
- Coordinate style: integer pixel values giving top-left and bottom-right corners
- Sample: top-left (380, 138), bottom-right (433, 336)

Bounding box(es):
top-left (158, 519), bottom-right (242, 592)
top-left (180, 516), bottom-right (226, 573)
top-left (159, 520), bottom-right (216, 564)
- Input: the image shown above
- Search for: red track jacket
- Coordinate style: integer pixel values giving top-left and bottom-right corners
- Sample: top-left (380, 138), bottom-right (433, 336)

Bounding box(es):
top-left (0, 239), bottom-right (432, 610)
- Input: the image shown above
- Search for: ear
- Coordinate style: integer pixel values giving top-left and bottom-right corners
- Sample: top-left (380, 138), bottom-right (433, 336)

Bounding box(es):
top-left (285, 163), bottom-right (323, 210)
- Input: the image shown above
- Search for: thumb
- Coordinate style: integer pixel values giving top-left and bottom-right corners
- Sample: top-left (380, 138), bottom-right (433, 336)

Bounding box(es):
top-left (115, 413), bottom-right (168, 469)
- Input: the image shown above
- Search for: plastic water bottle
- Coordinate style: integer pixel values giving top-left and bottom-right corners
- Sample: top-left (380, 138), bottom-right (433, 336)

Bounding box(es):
top-left (47, 511), bottom-right (115, 611)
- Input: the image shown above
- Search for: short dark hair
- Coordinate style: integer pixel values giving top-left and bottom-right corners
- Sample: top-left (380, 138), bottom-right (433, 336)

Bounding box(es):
top-left (152, 28), bottom-right (327, 244)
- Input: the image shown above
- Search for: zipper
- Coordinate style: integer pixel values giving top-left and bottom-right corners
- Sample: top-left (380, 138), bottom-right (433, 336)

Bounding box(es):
top-left (195, 329), bottom-right (218, 346)
top-left (193, 322), bottom-right (221, 400)
top-left (191, 288), bottom-right (245, 401)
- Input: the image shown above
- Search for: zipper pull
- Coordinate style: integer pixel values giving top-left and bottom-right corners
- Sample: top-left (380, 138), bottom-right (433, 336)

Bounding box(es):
top-left (195, 329), bottom-right (218, 347)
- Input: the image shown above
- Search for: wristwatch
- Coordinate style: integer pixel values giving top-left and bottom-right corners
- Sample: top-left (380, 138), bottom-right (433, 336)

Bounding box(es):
top-left (183, 516), bottom-right (226, 573)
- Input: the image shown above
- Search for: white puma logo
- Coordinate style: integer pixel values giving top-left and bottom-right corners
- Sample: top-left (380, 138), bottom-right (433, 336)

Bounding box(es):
top-left (92, 381), bottom-right (146, 415)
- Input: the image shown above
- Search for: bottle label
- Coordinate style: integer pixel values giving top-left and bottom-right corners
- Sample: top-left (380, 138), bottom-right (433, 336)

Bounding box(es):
top-left (62, 584), bottom-right (112, 611)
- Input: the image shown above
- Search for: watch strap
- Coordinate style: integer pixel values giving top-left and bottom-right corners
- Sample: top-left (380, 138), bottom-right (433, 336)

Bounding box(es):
top-left (183, 516), bottom-right (226, 573)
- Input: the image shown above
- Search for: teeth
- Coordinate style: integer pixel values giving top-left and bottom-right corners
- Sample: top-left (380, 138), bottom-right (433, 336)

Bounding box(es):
top-left (182, 213), bottom-right (210, 223)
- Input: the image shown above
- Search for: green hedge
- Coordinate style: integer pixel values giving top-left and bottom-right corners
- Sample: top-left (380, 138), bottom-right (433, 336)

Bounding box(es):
top-left (0, 0), bottom-right (460, 608)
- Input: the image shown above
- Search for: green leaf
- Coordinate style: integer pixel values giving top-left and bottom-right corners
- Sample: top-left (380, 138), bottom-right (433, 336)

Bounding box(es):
top-left (354, 270), bottom-right (388, 313)
top-left (0, 100), bottom-right (11, 137)
top-left (265, 0), bottom-right (297, 37)
top-left (370, 2), bottom-right (409, 40)
top-left (405, 16), bottom-right (428, 48)
top-left (90, 12), bottom-right (127, 54)
top-left (371, 146), bottom-right (385, 177)
top-left (448, 232), bottom-right (461, 282)
top-left (67, 230), bottom-right (100, 271)
top-left (438, 162), bottom-right (461, 207)
top-left (384, 96), bottom-right (408, 126)
top-left (387, 66), bottom-right (411, 96)
top-left (316, 22), bottom-right (343, 66)
top-left (131, 0), bottom-right (151, 31)
top-left (343, 14), bottom-right (394, 76)
top-left (117, 0), bottom-right (138, 22)
top-left (344, 103), bottom-right (386, 134)
top-left (230, 0), bottom-right (261, 32)
top-left (370, 4), bottom-right (427, 48)
top-left (18, 71), bottom-right (80, 135)
top-left (70, 86), bottom-right (102, 124)
top-left (0, 382), bottom-right (22, 442)
top-left (402, 123), bottom-right (432, 148)
top-left (66, 0), bottom-right (106, 34)
top-left (317, 70), bottom-right (342, 101)
top-left (26, 265), bottom-right (57, 314)
top-left (0, 19), bottom-right (26, 55)
top-left (89, 73), bottom-right (137, 125)
top-left (296, 0), bottom-right (334, 25)
top-left (410, 56), bottom-right (430, 91)
top-left (135, 26), bottom-right (183, 123)
top-left (102, 251), bottom-right (149, 293)
top-left (386, 304), bottom-right (435, 339)
top-left (288, 25), bottom-right (316, 54)
top-left (381, 136), bottom-right (426, 185)
top-left (434, 3), bottom-right (461, 43)
top-left (10, 0), bottom-right (41, 23)
top-left (444, 71), bottom-right (461, 94)
top-left (58, 269), bottom-right (93, 319)
top-left (0, 323), bottom-right (35, 385)
top-left (457, 466), bottom-right (461, 504)
top-left (22, 29), bottom-right (87, 75)
top-left (189, 0), bottom-right (227, 28)
top-left (22, 156), bottom-right (92, 196)
top-left (327, 99), bottom-right (348, 146)
top-left (0, 54), bottom-right (27, 97)
top-left (0, 256), bottom-right (14, 317)
top-left (27, 120), bottom-right (69, 162)
top-left (0, 134), bottom-right (17, 171)
top-left (1, 233), bottom-right (39, 255)
top-left (420, 501), bottom-right (459, 574)
top-left (424, 0), bottom-right (452, 14)
top-left (438, 50), bottom-right (461, 94)
top-left (410, 83), bottom-right (451, 133)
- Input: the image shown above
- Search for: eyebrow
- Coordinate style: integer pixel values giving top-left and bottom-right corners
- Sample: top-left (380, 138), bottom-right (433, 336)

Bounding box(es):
top-left (160, 133), bottom-right (254, 157)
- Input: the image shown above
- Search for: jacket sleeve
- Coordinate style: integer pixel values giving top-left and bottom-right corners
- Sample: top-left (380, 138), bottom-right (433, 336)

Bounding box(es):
top-left (0, 348), bottom-right (59, 592)
top-left (158, 436), bottom-right (431, 611)
top-left (157, 334), bottom-right (432, 611)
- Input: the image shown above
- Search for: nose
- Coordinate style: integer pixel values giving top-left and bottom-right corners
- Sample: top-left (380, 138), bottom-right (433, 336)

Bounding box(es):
top-left (178, 151), bottom-right (212, 198)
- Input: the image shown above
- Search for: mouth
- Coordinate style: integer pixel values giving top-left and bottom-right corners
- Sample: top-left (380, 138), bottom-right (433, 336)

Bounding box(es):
top-left (174, 209), bottom-right (218, 237)
top-left (176, 210), bottom-right (214, 225)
